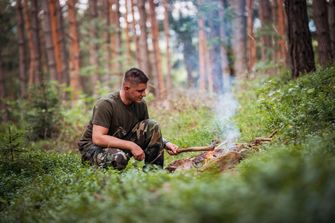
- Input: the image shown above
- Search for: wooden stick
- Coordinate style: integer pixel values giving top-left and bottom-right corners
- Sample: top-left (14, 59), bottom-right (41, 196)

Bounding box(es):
top-left (176, 140), bottom-right (221, 154)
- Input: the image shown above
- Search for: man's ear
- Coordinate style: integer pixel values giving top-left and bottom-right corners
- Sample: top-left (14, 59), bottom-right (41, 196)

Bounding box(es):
top-left (123, 82), bottom-right (130, 90)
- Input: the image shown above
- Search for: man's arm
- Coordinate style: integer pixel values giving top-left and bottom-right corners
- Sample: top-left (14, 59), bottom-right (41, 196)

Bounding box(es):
top-left (92, 124), bottom-right (145, 161)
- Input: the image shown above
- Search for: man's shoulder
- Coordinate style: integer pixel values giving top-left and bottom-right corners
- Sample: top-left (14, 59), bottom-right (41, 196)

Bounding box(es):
top-left (95, 92), bottom-right (120, 109)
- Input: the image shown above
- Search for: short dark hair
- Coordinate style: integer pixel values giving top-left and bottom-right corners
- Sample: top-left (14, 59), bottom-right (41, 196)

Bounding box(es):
top-left (123, 68), bottom-right (149, 85)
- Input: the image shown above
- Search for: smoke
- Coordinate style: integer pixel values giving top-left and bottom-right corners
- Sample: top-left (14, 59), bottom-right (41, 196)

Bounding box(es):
top-left (213, 90), bottom-right (240, 151)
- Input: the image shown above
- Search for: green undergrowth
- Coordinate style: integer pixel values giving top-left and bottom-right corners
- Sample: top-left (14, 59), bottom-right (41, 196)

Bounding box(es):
top-left (1, 68), bottom-right (335, 222)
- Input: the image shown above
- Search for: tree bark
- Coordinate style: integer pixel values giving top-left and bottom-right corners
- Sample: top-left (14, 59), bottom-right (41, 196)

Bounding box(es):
top-left (275, 0), bottom-right (287, 64)
top-left (30, 0), bottom-right (42, 83)
top-left (89, 0), bottom-right (99, 92)
top-left (55, 0), bottom-right (69, 84)
top-left (246, 0), bottom-right (256, 73)
top-left (137, 0), bottom-right (152, 80)
top-left (41, 0), bottom-right (57, 81)
top-left (148, 0), bottom-right (165, 98)
top-left (284, 0), bottom-right (315, 78)
top-left (125, 0), bottom-right (132, 66)
top-left (329, 0), bottom-right (335, 61)
top-left (110, 0), bottom-right (122, 79)
top-left (104, 0), bottom-right (111, 83)
top-left (259, 0), bottom-right (273, 61)
top-left (67, 0), bottom-right (81, 98)
top-left (16, 0), bottom-right (27, 97)
top-left (231, 0), bottom-right (248, 76)
top-left (198, 9), bottom-right (207, 92)
top-left (208, 2), bottom-right (223, 93)
top-left (313, 0), bottom-right (333, 66)
top-left (130, 0), bottom-right (141, 67)
top-left (163, 0), bottom-right (172, 92)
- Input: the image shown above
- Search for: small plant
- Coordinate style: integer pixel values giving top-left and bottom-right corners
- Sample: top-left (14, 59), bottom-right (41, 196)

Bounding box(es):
top-left (0, 125), bottom-right (25, 161)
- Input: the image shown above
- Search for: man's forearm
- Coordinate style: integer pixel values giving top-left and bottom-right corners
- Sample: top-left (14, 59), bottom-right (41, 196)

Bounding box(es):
top-left (93, 134), bottom-right (134, 151)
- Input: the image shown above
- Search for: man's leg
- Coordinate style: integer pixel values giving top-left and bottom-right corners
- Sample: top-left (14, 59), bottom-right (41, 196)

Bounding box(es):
top-left (126, 119), bottom-right (165, 167)
top-left (81, 145), bottom-right (130, 170)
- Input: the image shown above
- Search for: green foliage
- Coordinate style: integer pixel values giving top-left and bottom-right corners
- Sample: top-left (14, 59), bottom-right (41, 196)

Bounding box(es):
top-left (25, 82), bottom-right (63, 141)
top-left (0, 124), bottom-right (26, 162)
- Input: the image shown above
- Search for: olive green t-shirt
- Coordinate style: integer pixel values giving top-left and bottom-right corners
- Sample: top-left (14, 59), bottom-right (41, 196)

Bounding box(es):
top-left (78, 92), bottom-right (149, 152)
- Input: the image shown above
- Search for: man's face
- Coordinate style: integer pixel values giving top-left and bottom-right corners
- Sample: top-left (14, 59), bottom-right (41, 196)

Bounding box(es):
top-left (124, 82), bottom-right (147, 103)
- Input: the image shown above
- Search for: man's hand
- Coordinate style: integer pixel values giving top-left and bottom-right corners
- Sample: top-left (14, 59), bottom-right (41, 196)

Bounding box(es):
top-left (129, 142), bottom-right (145, 161)
top-left (165, 142), bottom-right (179, 155)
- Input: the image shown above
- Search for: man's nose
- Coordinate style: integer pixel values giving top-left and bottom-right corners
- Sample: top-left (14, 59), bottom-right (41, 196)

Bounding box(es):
top-left (142, 91), bottom-right (147, 97)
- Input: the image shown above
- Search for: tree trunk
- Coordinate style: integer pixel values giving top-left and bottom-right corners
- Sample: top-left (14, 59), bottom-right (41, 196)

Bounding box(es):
top-left (163, 0), bottom-right (172, 92)
top-left (329, 0), bottom-right (335, 61)
top-left (148, 0), bottom-right (165, 98)
top-left (125, 0), bottom-right (132, 66)
top-left (246, 0), bottom-right (256, 73)
top-left (110, 0), bottom-right (122, 79)
top-left (67, 0), bottom-right (81, 98)
top-left (55, 0), bottom-right (69, 84)
top-left (89, 0), bottom-right (99, 92)
top-left (23, 0), bottom-right (37, 86)
top-left (219, 0), bottom-right (230, 89)
top-left (275, 0), bottom-right (287, 64)
top-left (137, 0), bottom-right (152, 80)
top-left (41, 0), bottom-right (57, 81)
top-left (259, 0), bottom-right (273, 61)
top-left (104, 0), bottom-right (111, 83)
top-left (49, 0), bottom-right (63, 82)
top-left (198, 9), bottom-right (207, 92)
top-left (231, 0), bottom-right (248, 76)
top-left (130, 0), bottom-right (141, 67)
top-left (30, 0), bottom-right (42, 83)
top-left (16, 0), bottom-right (27, 97)
top-left (284, 0), bottom-right (315, 78)
top-left (208, 2), bottom-right (223, 93)
top-left (313, 0), bottom-right (333, 66)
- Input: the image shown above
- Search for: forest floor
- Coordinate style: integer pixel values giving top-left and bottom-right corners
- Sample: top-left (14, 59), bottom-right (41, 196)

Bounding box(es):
top-left (1, 67), bottom-right (335, 223)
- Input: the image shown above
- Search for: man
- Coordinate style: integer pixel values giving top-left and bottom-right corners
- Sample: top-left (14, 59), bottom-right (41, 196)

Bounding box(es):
top-left (78, 68), bottom-right (178, 170)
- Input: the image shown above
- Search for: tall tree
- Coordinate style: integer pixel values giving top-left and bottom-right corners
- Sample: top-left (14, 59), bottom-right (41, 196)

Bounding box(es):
top-left (163, 0), bottom-right (172, 92)
top-left (88, 0), bottom-right (99, 92)
top-left (110, 0), bottom-right (122, 78)
top-left (16, 0), bottom-right (27, 96)
top-left (259, 0), bottom-right (273, 61)
top-left (105, 0), bottom-right (111, 82)
top-left (148, 0), bottom-right (165, 98)
top-left (130, 0), bottom-right (141, 67)
top-left (219, 0), bottom-right (230, 88)
top-left (137, 0), bottom-right (152, 80)
top-left (275, 0), bottom-right (287, 63)
top-left (284, 0), bottom-right (315, 78)
top-left (198, 3), bottom-right (207, 92)
top-left (313, 0), bottom-right (333, 66)
top-left (67, 0), bottom-right (81, 98)
top-left (55, 0), bottom-right (69, 84)
top-left (208, 1), bottom-right (223, 93)
top-left (231, 0), bottom-right (247, 76)
top-left (124, 0), bottom-right (132, 66)
top-left (329, 0), bottom-right (335, 61)
top-left (41, 0), bottom-right (57, 80)
top-left (246, 0), bottom-right (256, 72)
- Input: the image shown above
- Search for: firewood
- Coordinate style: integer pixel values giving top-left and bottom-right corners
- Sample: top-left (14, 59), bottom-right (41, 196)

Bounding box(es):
top-left (176, 140), bottom-right (220, 154)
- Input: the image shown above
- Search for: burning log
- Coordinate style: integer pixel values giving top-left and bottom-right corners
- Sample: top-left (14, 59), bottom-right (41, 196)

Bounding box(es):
top-left (166, 131), bottom-right (277, 172)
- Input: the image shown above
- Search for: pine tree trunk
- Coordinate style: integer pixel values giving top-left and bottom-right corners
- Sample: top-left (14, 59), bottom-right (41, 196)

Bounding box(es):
top-left (284, 0), bottom-right (315, 78)
top-left (276, 0), bottom-right (287, 64)
top-left (329, 0), bottom-right (335, 61)
top-left (231, 0), bottom-right (248, 76)
top-left (30, 0), bottom-right (42, 83)
top-left (41, 0), bottom-right (57, 80)
top-left (89, 0), bottom-right (99, 91)
top-left (198, 9), bottom-right (206, 92)
top-left (163, 0), bottom-right (172, 92)
top-left (125, 0), bottom-right (132, 66)
top-left (130, 0), bottom-right (141, 67)
top-left (49, 0), bottom-right (63, 82)
top-left (113, 0), bottom-right (122, 77)
top-left (16, 0), bottom-right (27, 97)
top-left (104, 0), bottom-right (111, 83)
top-left (259, 0), bottom-right (273, 61)
top-left (0, 53), bottom-right (6, 121)
top-left (313, 0), bottom-right (333, 66)
top-left (137, 0), bottom-right (152, 79)
top-left (67, 0), bottom-right (81, 98)
top-left (148, 0), bottom-right (165, 98)
top-left (23, 0), bottom-right (37, 86)
top-left (208, 2), bottom-right (223, 93)
top-left (246, 0), bottom-right (256, 73)
top-left (55, 0), bottom-right (69, 84)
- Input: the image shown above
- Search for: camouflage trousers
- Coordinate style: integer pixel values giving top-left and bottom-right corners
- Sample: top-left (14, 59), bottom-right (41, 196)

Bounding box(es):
top-left (81, 119), bottom-right (164, 170)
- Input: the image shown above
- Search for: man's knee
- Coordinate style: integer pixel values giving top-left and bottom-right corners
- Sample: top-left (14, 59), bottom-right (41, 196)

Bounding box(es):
top-left (94, 148), bottom-right (129, 170)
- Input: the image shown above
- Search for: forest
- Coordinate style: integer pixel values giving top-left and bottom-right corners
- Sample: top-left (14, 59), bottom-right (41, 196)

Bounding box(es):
top-left (0, 0), bottom-right (335, 222)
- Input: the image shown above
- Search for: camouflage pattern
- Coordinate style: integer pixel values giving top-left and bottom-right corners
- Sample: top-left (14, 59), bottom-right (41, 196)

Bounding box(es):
top-left (81, 119), bottom-right (164, 170)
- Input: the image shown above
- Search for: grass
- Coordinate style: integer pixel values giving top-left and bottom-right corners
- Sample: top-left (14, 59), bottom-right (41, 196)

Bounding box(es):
top-left (1, 67), bottom-right (335, 222)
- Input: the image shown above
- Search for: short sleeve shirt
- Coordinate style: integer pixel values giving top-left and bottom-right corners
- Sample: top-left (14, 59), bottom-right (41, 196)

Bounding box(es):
top-left (78, 92), bottom-right (149, 152)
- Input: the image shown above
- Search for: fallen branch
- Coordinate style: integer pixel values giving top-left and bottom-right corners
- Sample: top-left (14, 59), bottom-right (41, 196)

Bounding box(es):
top-left (176, 140), bottom-right (221, 154)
